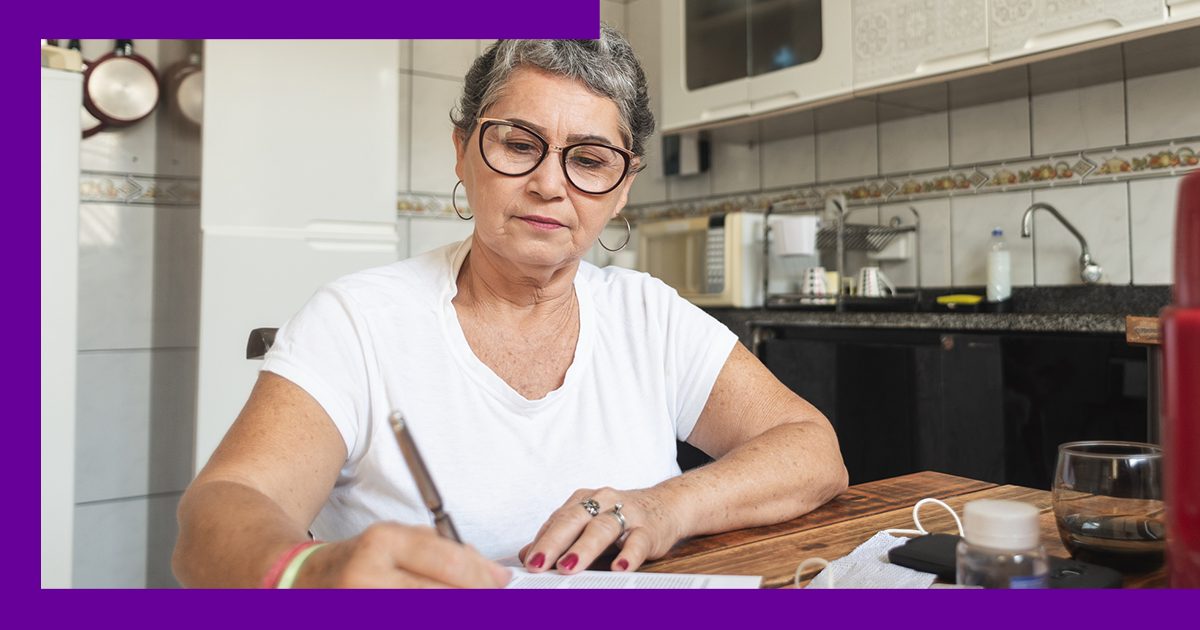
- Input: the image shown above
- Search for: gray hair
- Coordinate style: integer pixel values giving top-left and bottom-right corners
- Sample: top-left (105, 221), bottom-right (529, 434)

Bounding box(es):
top-left (451, 24), bottom-right (655, 162)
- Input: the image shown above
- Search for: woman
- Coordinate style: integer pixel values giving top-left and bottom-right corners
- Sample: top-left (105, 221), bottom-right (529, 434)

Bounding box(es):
top-left (173, 27), bottom-right (847, 588)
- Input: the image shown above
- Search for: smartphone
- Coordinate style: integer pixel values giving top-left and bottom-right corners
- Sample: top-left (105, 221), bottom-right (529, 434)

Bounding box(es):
top-left (887, 533), bottom-right (1124, 588)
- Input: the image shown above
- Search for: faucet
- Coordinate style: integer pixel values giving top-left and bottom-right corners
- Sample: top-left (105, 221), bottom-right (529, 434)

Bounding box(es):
top-left (1021, 202), bottom-right (1103, 284)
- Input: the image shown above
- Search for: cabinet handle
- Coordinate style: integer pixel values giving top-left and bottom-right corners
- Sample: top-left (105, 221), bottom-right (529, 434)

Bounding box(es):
top-left (751, 91), bottom-right (803, 113)
top-left (1021, 19), bottom-right (1123, 51)
top-left (913, 49), bottom-right (989, 76)
top-left (701, 101), bottom-right (752, 121)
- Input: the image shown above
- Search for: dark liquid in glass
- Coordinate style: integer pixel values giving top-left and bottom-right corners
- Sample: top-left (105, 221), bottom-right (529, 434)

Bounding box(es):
top-left (1056, 514), bottom-right (1166, 572)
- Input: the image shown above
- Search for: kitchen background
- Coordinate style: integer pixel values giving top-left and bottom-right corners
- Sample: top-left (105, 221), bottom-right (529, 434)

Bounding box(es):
top-left (45, 0), bottom-right (1199, 587)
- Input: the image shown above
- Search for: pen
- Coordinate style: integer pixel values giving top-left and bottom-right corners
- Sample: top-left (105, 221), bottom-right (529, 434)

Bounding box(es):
top-left (388, 411), bottom-right (462, 543)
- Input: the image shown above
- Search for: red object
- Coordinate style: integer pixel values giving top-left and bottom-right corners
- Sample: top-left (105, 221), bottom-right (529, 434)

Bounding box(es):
top-left (1163, 170), bottom-right (1200, 588)
top-left (261, 540), bottom-right (322, 589)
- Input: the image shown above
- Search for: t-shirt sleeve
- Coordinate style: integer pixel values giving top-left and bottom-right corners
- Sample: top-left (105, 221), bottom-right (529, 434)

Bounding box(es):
top-left (650, 279), bottom-right (739, 442)
top-left (260, 285), bottom-right (372, 464)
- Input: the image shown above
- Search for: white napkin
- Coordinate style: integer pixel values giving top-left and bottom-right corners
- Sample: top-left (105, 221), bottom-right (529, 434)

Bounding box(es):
top-left (805, 531), bottom-right (939, 589)
top-left (774, 215), bottom-right (818, 256)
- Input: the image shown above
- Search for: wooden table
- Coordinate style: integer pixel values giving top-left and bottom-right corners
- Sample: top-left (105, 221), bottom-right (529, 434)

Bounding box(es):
top-left (642, 470), bottom-right (1167, 588)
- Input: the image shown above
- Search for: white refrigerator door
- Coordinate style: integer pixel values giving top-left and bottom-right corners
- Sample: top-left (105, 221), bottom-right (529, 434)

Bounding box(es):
top-left (41, 66), bottom-right (81, 588)
top-left (195, 41), bottom-right (401, 472)
top-left (194, 230), bottom-right (399, 468)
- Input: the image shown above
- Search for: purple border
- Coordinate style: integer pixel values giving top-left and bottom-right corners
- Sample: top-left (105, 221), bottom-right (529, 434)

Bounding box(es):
top-left (24, 0), bottom-right (1196, 626)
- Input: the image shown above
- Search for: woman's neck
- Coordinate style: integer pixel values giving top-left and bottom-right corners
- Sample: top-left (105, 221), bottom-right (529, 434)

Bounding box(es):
top-left (454, 239), bottom-right (580, 317)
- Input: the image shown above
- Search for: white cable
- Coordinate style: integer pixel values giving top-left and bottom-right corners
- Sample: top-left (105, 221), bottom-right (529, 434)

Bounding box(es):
top-left (883, 497), bottom-right (964, 537)
top-left (793, 557), bottom-right (830, 588)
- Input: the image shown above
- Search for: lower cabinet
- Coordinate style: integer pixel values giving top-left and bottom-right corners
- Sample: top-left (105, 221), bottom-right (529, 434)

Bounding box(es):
top-left (756, 326), bottom-right (1148, 488)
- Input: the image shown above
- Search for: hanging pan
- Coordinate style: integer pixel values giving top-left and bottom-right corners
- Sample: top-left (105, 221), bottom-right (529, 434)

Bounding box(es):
top-left (167, 52), bottom-right (203, 126)
top-left (83, 39), bottom-right (160, 127)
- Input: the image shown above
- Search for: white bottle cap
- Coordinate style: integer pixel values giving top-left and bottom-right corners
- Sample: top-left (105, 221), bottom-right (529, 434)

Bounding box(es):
top-left (963, 499), bottom-right (1041, 551)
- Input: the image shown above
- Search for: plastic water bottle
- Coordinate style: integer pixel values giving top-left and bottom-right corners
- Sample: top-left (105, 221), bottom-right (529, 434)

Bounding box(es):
top-left (956, 500), bottom-right (1049, 589)
top-left (986, 227), bottom-right (1011, 303)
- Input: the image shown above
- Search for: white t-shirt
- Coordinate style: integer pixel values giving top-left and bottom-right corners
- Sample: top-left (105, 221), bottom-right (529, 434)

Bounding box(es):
top-left (261, 237), bottom-right (737, 559)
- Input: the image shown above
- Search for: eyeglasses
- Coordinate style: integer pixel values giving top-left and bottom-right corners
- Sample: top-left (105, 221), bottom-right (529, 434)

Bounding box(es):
top-left (476, 117), bottom-right (636, 195)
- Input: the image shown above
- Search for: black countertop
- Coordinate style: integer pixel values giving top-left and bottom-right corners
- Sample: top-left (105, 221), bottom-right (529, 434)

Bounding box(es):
top-left (707, 285), bottom-right (1171, 347)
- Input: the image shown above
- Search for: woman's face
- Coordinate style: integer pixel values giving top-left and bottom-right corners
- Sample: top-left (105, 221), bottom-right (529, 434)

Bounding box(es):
top-left (453, 67), bottom-right (637, 271)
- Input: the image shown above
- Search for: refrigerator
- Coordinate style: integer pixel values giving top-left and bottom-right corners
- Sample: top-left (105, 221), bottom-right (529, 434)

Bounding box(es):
top-left (41, 57), bottom-right (82, 587)
top-left (194, 41), bottom-right (401, 470)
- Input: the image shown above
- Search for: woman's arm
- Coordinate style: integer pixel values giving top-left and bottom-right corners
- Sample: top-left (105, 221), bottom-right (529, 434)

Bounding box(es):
top-left (654, 341), bottom-right (849, 535)
top-left (518, 342), bottom-right (847, 573)
top-left (173, 371), bottom-right (508, 588)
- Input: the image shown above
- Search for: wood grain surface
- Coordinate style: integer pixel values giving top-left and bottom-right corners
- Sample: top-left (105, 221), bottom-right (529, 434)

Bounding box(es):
top-left (644, 471), bottom-right (1166, 589)
top-left (1126, 315), bottom-right (1162, 346)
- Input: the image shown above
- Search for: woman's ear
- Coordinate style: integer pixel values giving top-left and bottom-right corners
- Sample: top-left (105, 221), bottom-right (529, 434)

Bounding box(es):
top-left (612, 169), bottom-right (639, 215)
top-left (452, 130), bottom-right (467, 181)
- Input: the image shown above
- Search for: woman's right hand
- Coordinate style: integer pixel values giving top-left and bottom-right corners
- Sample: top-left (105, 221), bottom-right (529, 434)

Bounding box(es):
top-left (291, 522), bottom-right (511, 588)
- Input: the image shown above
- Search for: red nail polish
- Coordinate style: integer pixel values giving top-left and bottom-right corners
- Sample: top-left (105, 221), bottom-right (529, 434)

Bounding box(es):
top-left (616, 559), bottom-right (629, 571)
top-left (560, 554), bottom-right (578, 571)
top-left (529, 552), bottom-right (545, 569)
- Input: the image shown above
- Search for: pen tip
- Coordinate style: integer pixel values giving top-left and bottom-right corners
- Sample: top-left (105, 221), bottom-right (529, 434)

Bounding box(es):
top-left (389, 412), bottom-right (405, 431)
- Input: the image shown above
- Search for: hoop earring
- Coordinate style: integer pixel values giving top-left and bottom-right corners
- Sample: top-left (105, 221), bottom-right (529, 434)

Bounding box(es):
top-left (599, 214), bottom-right (631, 252)
top-left (452, 180), bottom-right (472, 220)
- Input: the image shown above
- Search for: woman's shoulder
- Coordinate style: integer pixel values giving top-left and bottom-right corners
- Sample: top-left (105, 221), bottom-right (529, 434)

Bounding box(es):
top-left (321, 241), bottom-right (461, 311)
top-left (579, 260), bottom-right (681, 308)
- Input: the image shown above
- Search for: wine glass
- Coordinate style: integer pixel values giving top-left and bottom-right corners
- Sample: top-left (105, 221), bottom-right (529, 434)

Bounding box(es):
top-left (1052, 441), bottom-right (1165, 572)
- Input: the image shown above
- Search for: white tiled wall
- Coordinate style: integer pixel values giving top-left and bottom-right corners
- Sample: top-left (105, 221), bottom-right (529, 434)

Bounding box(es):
top-left (620, 24), bottom-right (1200, 287)
top-left (951, 191), bottom-right (1036, 287)
top-left (948, 68), bottom-right (1032, 166)
top-left (1031, 184), bottom-right (1132, 285)
top-left (73, 40), bottom-right (202, 587)
top-left (73, 493), bottom-right (181, 588)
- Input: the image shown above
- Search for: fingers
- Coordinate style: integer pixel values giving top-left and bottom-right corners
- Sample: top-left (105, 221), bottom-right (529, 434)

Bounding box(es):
top-left (554, 507), bottom-right (626, 574)
top-left (366, 523), bottom-right (510, 588)
top-left (522, 487), bottom-right (619, 572)
top-left (611, 527), bottom-right (652, 572)
top-left (520, 489), bottom-right (598, 571)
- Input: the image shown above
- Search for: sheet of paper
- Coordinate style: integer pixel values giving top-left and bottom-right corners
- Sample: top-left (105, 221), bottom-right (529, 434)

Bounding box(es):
top-left (504, 567), bottom-right (761, 589)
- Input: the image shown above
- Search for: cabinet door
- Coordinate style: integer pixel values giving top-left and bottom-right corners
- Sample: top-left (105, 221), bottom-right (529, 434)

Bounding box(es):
top-left (660, 0), bottom-right (752, 131)
top-left (914, 335), bottom-right (1006, 484)
top-left (852, 0), bottom-right (989, 91)
top-left (748, 0), bottom-right (853, 113)
top-left (989, 0), bottom-right (1165, 62)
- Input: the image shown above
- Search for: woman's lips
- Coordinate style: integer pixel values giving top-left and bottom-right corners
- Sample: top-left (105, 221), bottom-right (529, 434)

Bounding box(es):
top-left (518, 215), bottom-right (566, 231)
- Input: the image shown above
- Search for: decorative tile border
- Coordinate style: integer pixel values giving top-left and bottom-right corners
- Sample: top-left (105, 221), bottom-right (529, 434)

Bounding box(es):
top-left (627, 136), bottom-right (1200, 223)
top-left (80, 172), bottom-right (201, 205)
top-left (396, 193), bottom-right (458, 218)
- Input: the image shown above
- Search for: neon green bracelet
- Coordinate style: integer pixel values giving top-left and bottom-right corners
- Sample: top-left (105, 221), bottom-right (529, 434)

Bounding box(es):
top-left (276, 542), bottom-right (328, 589)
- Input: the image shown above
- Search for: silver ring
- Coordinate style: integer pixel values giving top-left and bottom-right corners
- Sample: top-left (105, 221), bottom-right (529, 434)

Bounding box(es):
top-left (608, 502), bottom-right (626, 536)
top-left (580, 498), bottom-right (601, 517)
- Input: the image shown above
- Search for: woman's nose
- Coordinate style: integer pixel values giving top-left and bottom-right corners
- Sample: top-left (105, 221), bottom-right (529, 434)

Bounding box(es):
top-left (525, 149), bottom-right (570, 199)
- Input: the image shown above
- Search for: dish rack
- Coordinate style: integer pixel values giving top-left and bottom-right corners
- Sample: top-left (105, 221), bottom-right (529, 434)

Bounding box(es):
top-left (762, 195), bottom-right (921, 312)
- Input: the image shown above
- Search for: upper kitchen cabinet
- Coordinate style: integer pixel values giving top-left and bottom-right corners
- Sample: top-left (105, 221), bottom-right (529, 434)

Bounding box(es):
top-left (852, 0), bottom-right (989, 92)
top-left (989, 0), bottom-right (1165, 62)
top-left (660, 0), bottom-right (853, 132)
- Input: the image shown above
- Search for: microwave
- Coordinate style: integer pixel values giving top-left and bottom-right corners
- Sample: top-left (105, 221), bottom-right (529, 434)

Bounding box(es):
top-left (637, 212), bottom-right (764, 307)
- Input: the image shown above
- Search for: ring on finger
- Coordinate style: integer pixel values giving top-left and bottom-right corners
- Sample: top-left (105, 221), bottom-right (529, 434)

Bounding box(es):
top-left (581, 498), bottom-right (601, 517)
top-left (607, 502), bottom-right (627, 537)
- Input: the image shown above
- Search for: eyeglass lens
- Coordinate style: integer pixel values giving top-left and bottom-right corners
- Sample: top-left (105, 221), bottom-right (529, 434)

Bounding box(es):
top-left (481, 122), bottom-right (628, 194)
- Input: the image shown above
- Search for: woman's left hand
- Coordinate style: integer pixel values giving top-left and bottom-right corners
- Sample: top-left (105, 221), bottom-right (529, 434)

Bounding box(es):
top-left (517, 486), bottom-right (685, 574)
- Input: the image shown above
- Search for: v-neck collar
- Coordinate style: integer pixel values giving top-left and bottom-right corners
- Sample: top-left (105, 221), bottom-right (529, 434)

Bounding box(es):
top-left (439, 237), bottom-right (595, 412)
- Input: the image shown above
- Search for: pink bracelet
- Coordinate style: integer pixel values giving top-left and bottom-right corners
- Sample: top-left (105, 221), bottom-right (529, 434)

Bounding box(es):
top-left (262, 541), bottom-right (323, 589)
